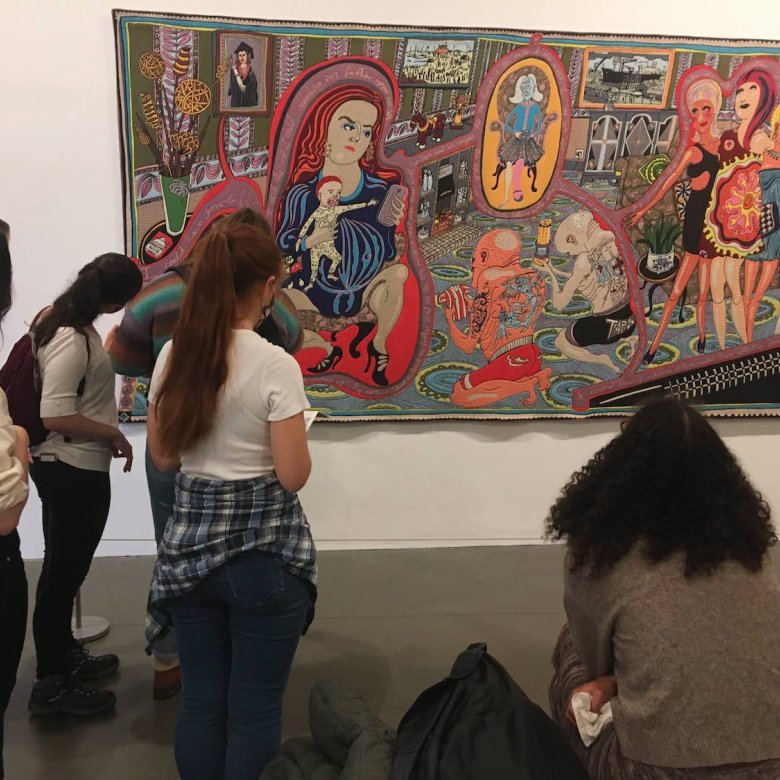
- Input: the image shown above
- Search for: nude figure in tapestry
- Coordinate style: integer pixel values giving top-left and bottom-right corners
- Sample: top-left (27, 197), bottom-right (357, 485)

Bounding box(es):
top-left (440, 228), bottom-right (552, 408)
top-left (536, 211), bottom-right (637, 373)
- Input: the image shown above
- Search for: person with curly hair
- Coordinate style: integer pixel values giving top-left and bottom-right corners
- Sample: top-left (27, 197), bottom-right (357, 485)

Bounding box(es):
top-left (546, 398), bottom-right (780, 779)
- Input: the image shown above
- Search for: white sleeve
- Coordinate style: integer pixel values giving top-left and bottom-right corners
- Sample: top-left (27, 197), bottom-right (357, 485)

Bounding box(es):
top-left (265, 352), bottom-right (310, 422)
top-left (38, 329), bottom-right (90, 418)
top-left (148, 341), bottom-right (172, 406)
top-left (0, 392), bottom-right (28, 511)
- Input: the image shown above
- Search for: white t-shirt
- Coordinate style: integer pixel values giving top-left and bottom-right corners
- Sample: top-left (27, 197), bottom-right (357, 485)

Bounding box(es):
top-left (148, 330), bottom-right (309, 481)
top-left (32, 327), bottom-right (117, 472)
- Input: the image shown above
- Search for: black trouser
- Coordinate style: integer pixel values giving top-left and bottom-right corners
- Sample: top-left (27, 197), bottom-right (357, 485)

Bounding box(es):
top-left (0, 535), bottom-right (27, 779)
top-left (30, 459), bottom-right (110, 679)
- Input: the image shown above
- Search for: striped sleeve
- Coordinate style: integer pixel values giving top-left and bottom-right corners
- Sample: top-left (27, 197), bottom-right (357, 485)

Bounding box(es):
top-left (263, 291), bottom-right (303, 354)
top-left (108, 274), bottom-right (185, 377)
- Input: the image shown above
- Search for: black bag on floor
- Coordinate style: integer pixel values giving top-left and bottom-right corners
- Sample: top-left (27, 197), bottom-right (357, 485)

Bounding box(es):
top-left (391, 643), bottom-right (589, 780)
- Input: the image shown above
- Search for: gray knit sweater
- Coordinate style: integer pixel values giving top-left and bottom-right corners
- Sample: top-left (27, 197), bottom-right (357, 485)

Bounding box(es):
top-left (564, 547), bottom-right (780, 768)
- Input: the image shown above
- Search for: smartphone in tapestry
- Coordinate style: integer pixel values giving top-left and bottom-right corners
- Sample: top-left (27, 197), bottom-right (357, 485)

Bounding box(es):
top-left (377, 184), bottom-right (408, 227)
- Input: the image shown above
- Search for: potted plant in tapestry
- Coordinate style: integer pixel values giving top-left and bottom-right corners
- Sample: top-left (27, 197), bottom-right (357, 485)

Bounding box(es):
top-left (638, 216), bottom-right (682, 275)
top-left (135, 46), bottom-right (213, 236)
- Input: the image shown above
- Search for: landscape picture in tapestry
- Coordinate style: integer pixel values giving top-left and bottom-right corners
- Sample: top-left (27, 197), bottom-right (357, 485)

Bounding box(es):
top-left (114, 11), bottom-right (780, 420)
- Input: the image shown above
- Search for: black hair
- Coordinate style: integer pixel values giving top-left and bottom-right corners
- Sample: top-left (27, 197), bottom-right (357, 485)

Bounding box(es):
top-left (234, 41), bottom-right (254, 59)
top-left (34, 253), bottom-right (142, 349)
top-left (0, 228), bottom-right (13, 325)
top-left (545, 397), bottom-right (777, 578)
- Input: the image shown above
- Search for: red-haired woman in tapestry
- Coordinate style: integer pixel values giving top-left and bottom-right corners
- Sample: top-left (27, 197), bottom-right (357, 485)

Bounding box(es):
top-left (700, 67), bottom-right (776, 350)
top-left (276, 83), bottom-right (407, 385)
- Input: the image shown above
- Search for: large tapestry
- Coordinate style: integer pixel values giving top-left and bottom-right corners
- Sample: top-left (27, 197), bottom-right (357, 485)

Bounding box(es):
top-left (114, 11), bottom-right (780, 420)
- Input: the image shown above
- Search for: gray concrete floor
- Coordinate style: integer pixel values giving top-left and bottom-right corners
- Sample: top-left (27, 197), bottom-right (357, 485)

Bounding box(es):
top-left (5, 546), bottom-right (780, 779)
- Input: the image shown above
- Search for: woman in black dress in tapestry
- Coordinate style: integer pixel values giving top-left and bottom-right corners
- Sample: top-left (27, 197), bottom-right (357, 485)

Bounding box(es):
top-left (228, 42), bottom-right (259, 109)
top-left (627, 78), bottom-right (722, 363)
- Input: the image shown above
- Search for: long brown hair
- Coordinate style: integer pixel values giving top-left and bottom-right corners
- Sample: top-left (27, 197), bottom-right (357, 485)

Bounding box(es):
top-left (155, 222), bottom-right (282, 457)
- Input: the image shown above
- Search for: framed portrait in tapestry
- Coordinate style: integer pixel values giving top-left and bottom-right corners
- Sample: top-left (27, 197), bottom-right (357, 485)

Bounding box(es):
top-left (579, 47), bottom-right (674, 110)
top-left (400, 38), bottom-right (477, 88)
top-left (215, 31), bottom-right (273, 115)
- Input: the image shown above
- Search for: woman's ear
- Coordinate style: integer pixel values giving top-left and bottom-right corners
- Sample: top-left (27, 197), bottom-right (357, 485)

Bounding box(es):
top-left (264, 276), bottom-right (277, 303)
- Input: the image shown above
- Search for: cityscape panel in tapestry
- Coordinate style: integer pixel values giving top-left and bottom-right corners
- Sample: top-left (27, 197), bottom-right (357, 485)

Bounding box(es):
top-left (114, 12), bottom-right (780, 420)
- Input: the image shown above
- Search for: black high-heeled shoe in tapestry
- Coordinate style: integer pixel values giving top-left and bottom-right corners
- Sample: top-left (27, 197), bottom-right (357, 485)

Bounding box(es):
top-left (366, 342), bottom-right (389, 386)
top-left (310, 345), bottom-right (343, 374)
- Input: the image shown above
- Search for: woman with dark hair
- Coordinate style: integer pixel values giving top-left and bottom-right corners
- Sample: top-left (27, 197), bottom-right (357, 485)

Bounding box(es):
top-left (146, 221), bottom-right (316, 779)
top-left (28, 253), bottom-right (141, 717)
top-left (547, 398), bottom-right (780, 778)
top-left (0, 222), bottom-right (32, 779)
top-left (228, 41), bottom-right (259, 108)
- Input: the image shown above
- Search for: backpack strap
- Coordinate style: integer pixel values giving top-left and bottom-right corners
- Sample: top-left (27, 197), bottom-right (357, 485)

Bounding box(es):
top-left (28, 306), bottom-right (52, 334)
top-left (28, 307), bottom-right (52, 393)
top-left (76, 332), bottom-right (90, 398)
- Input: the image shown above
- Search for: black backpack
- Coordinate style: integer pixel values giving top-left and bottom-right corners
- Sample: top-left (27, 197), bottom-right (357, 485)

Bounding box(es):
top-left (392, 643), bottom-right (589, 780)
top-left (0, 311), bottom-right (90, 445)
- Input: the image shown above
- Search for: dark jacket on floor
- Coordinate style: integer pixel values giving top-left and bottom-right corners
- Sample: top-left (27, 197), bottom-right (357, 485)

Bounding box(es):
top-left (391, 643), bottom-right (590, 780)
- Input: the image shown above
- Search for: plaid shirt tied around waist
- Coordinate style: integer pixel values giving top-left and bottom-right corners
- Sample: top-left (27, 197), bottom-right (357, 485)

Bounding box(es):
top-left (146, 471), bottom-right (317, 650)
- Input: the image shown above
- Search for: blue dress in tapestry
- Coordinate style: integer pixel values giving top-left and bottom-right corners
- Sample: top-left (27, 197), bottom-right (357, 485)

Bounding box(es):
top-left (277, 172), bottom-right (397, 318)
top-left (499, 101), bottom-right (544, 167)
top-left (749, 170), bottom-right (780, 262)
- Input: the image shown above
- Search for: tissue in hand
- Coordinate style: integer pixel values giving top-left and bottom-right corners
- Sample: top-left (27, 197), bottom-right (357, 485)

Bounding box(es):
top-left (570, 691), bottom-right (613, 747)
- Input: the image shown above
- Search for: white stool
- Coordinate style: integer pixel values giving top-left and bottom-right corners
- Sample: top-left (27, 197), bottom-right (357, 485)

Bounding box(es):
top-left (71, 589), bottom-right (110, 644)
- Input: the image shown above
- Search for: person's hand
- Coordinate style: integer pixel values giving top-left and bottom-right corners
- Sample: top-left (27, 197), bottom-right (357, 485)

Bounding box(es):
top-left (389, 190), bottom-right (406, 227)
top-left (567, 676), bottom-right (617, 724)
top-left (104, 325), bottom-right (119, 353)
top-left (752, 131), bottom-right (774, 155)
top-left (625, 210), bottom-right (645, 229)
top-left (110, 431), bottom-right (134, 473)
top-left (307, 225), bottom-right (335, 248)
top-left (533, 256), bottom-right (554, 275)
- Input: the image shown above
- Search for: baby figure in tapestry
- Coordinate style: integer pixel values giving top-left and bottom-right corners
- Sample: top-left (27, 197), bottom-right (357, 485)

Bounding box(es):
top-left (537, 211), bottom-right (637, 373)
top-left (440, 228), bottom-right (552, 408)
top-left (294, 176), bottom-right (379, 290)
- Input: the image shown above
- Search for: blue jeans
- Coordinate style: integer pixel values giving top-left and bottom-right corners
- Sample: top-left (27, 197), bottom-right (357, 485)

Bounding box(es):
top-left (145, 444), bottom-right (178, 664)
top-left (168, 550), bottom-right (310, 780)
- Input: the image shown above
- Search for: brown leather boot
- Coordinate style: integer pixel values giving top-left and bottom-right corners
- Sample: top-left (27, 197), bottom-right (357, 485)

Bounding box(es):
top-left (153, 666), bottom-right (181, 701)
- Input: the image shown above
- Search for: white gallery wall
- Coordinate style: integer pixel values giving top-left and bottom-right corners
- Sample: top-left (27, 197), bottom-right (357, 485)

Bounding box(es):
top-left (1, 0), bottom-right (779, 559)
